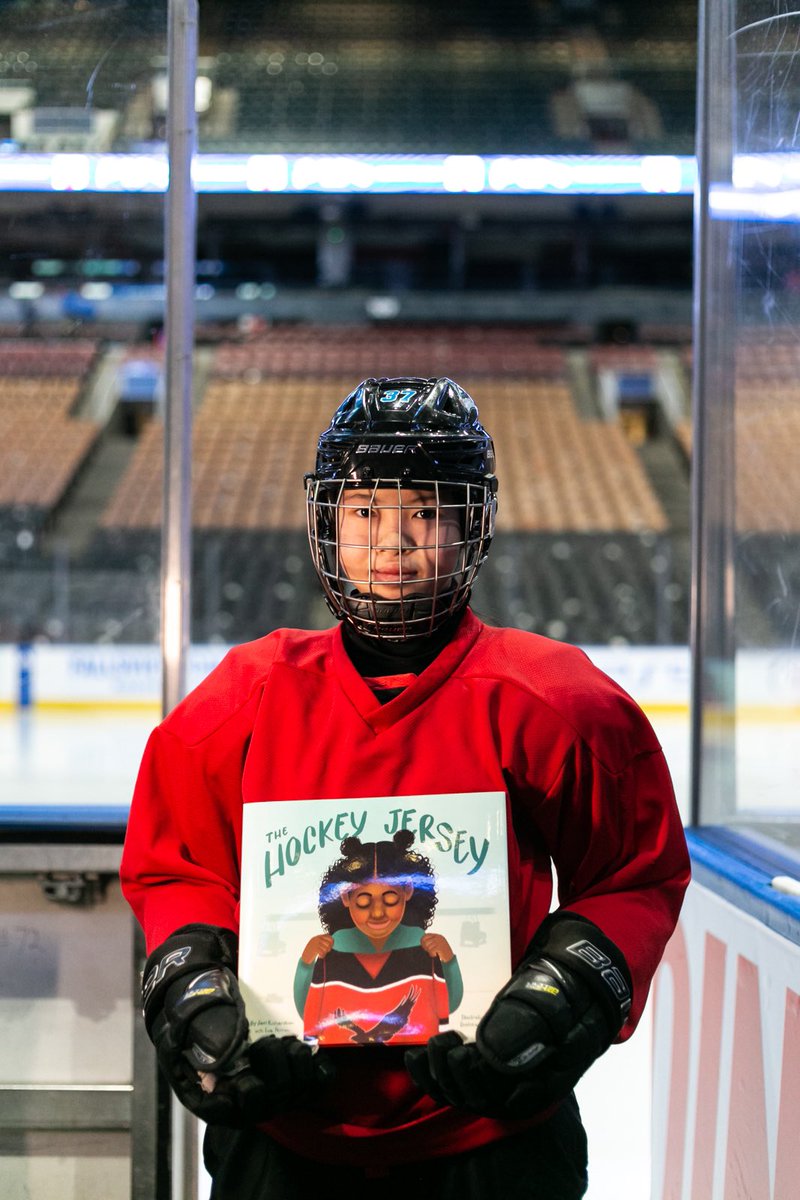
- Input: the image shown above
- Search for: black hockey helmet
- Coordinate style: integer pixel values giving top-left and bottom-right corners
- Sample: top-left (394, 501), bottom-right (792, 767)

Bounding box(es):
top-left (305, 376), bottom-right (498, 641)
top-left (313, 375), bottom-right (497, 487)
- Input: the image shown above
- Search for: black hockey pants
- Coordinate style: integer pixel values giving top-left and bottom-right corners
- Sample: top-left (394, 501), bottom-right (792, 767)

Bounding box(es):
top-left (204, 1092), bottom-right (588, 1200)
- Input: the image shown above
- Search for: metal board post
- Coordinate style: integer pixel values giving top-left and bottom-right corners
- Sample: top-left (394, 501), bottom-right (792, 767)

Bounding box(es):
top-left (132, 3), bottom-right (198, 1199)
top-left (690, 0), bottom-right (738, 826)
top-left (162, 0), bottom-right (197, 718)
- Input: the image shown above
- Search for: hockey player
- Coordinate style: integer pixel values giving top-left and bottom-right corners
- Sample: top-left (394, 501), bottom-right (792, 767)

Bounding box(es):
top-left (121, 376), bottom-right (690, 1200)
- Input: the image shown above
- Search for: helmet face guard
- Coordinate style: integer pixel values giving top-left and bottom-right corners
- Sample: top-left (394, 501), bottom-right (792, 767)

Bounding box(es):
top-left (306, 476), bottom-right (496, 640)
top-left (306, 376), bottom-right (498, 641)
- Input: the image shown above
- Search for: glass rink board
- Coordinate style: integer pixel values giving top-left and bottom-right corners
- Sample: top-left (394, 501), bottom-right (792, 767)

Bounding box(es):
top-left (0, 642), bottom-right (698, 833)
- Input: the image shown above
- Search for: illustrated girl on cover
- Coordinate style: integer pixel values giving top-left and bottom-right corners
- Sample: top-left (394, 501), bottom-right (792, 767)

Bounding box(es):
top-left (294, 829), bottom-right (464, 1045)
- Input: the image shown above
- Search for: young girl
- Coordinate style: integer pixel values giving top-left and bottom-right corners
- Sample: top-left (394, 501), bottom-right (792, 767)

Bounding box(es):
top-left (122, 375), bottom-right (689, 1200)
top-left (295, 830), bottom-right (463, 1045)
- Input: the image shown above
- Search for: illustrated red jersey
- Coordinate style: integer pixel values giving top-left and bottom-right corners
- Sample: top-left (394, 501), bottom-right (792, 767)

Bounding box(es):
top-left (301, 940), bottom-right (451, 1045)
top-left (120, 608), bottom-right (690, 1168)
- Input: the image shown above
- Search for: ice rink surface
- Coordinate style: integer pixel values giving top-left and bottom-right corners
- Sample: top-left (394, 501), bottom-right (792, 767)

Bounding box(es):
top-left (0, 702), bottom-right (692, 1199)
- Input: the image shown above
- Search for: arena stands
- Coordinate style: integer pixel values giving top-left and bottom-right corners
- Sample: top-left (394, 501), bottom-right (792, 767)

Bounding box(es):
top-left (729, 338), bottom-right (800, 646)
top-left (97, 327), bottom-right (672, 536)
top-left (0, 338), bottom-right (101, 546)
top-left (668, 334), bottom-right (800, 535)
top-left (3, 0), bottom-right (696, 155)
top-left (474, 530), bottom-right (685, 645)
top-left (207, 44), bottom-right (570, 154)
top-left (72, 325), bottom-right (690, 644)
top-left (635, 330), bottom-right (800, 646)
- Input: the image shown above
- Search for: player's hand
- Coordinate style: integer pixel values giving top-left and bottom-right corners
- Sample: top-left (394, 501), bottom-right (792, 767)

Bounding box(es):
top-left (406, 914), bottom-right (631, 1118)
top-left (246, 1033), bottom-right (336, 1110)
top-left (156, 1040), bottom-right (273, 1127)
top-left (142, 925), bottom-right (336, 1125)
top-left (300, 934), bottom-right (334, 964)
top-left (420, 933), bottom-right (454, 963)
top-left (142, 925), bottom-right (259, 1125)
top-left (155, 1023), bottom-right (335, 1127)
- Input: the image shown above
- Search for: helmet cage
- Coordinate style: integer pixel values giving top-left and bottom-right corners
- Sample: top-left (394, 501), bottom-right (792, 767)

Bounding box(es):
top-left (306, 476), bottom-right (496, 640)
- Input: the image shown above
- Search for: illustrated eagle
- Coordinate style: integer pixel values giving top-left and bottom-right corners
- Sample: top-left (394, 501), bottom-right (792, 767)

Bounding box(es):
top-left (333, 986), bottom-right (421, 1043)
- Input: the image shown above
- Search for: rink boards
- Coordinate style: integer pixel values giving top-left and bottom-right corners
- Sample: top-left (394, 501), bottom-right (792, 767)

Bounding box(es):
top-left (0, 642), bottom-right (691, 830)
top-left (0, 641), bottom-right (696, 711)
top-left (652, 834), bottom-right (800, 1200)
top-left (5, 640), bottom-right (800, 829)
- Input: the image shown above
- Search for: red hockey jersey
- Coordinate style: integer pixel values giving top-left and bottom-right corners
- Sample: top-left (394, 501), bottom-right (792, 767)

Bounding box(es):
top-left (120, 609), bottom-right (690, 1167)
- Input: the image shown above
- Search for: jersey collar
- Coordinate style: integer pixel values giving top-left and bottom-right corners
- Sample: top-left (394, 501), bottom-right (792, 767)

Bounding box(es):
top-left (332, 607), bottom-right (483, 734)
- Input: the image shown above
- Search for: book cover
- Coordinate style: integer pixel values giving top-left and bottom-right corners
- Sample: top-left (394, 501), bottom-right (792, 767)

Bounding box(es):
top-left (238, 791), bottom-right (510, 1047)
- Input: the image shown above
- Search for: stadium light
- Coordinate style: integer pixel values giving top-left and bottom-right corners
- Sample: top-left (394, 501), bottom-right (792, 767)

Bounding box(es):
top-left (3, 151), bottom-right (797, 209)
top-left (0, 151), bottom-right (699, 195)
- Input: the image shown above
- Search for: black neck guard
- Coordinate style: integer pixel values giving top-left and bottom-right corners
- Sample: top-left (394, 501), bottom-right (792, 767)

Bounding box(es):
top-left (341, 608), bottom-right (467, 678)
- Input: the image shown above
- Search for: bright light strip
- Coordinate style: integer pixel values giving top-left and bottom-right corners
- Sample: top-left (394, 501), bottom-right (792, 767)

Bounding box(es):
top-left (6, 151), bottom-right (800, 215)
top-left (709, 185), bottom-right (800, 222)
top-left (244, 154), bottom-right (290, 192)
top-left (96, 155), bottom-right (169, 192)
top-left (732, 153), bottom-right (800, 191)
top-left (0, 151), bottom-right (698, 195)
top-left (0, 153), bottom-right (55, 188)
top-left (50, 154), bottom-right (92, 192)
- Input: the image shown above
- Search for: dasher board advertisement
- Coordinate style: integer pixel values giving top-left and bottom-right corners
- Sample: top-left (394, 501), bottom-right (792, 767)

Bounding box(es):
top-left (239, 791), bottom-right (510, 1047)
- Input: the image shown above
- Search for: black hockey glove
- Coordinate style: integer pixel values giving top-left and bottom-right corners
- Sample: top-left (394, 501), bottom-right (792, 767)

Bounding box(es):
top-left (142, 924), bottom-right (333, 1126)
top-left (405, 913), bottom-right (632, 1119)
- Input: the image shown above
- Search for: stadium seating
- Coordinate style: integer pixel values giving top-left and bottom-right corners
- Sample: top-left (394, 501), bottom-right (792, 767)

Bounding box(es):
top-left (99, 327), bottom-right (669, 534)
top-left (0, 338), bottom-right (98, 376)
top-left (470, 379), bottom-right (668, 533)
top-left (214, 45), bottom-right (567, 154)
top-left (668, 335), bottom-right (800, 534)
top-left (0, 325), bottom-right (701, 645)
top-left (0, 341), bottom-right (101, 555)
top-left (735, 531), bottom-right (800, 647)
top-left (5, 2), bottom-right (697, 155)
top-left (82, 327), bottom-right (686, 643)
top-left (647, 331), bottom-right (800, 645)
top-left (473, 530), bottom-right (688, 646)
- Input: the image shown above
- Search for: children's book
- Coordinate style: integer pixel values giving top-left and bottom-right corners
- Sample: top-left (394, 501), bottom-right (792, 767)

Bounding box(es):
top-left (238, 792), bottom-right (511, 1047)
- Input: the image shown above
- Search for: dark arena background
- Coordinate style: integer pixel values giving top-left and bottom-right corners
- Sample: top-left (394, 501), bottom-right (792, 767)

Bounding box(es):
top-left (0, 0), bottom-right (701, 650)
